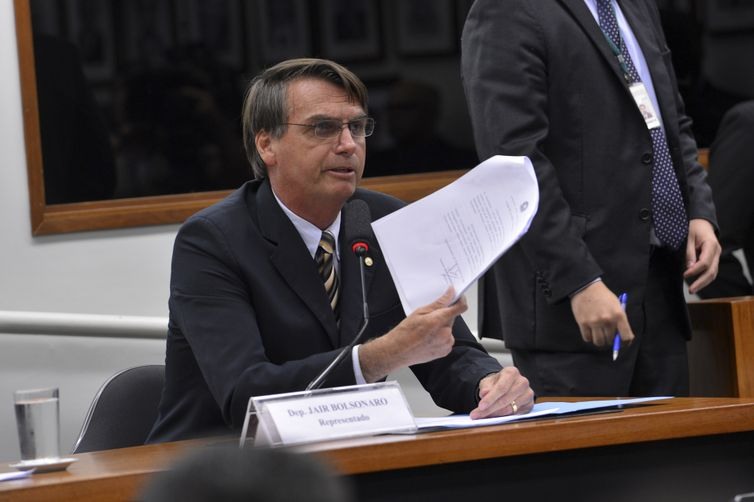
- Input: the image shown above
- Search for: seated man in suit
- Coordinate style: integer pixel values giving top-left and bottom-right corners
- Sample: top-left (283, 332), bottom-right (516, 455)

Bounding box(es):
top-left (696, 101), bottom-right (754, 298)
top-left (147, 58), bottom-right (533, 442)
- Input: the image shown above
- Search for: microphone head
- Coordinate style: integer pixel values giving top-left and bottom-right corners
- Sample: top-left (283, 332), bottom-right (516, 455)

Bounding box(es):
top-left (344, 200), bottom-right (373, 257)
top-left (352, 241), bottom-right (369, 256)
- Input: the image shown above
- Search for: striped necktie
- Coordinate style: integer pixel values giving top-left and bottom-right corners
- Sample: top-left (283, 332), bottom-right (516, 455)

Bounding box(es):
top-left (596, 0), bottom-right (689, 249)
top-left (315, 230), bottom-right (339, 316)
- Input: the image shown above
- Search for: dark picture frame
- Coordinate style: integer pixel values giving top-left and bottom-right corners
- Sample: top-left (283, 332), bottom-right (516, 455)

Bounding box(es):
top-left (175, 0), bottom-right (244, 68)
top-left (64, 0), bottom-right (115, 80)
top-left (320, 0), bottom-right (382, 61)
top-left (120, 0), bottom-right (174, 68)
top-left (30, 0), bottom-right (62, 36)
top-left (254, 0), bottom-right (312, 65)
top-left (396, 0), bottom-right (456, 56)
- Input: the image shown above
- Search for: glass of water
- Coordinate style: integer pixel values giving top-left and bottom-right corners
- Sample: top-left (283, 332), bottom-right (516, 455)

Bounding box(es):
top-left (13, 387), bottom-right (60, 461)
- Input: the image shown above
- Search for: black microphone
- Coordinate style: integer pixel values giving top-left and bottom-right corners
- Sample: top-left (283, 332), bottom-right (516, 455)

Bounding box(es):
top-left (306, 200), bottom-right (373, 391)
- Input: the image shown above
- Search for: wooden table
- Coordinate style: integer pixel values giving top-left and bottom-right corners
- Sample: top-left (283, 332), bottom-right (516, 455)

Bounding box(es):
top-left (688, 296), bottom-right (754, 397)
top-left (2, 397), bottom-right (754, 501)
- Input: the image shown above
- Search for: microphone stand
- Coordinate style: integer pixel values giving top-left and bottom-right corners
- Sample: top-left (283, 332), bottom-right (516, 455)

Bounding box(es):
top-left (306, 245), bottom-right (370, 391)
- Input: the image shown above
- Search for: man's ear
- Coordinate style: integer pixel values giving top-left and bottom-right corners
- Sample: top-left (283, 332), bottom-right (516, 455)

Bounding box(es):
top-left (256, 130), bottom-right (276, 167)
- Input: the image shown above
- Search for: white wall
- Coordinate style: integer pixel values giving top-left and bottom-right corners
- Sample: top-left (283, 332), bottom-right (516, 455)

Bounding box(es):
top-left (0, 6), bottom-right (178, 319)
top-left (0, 2), bottom-right (493, 462)
top-left (0, 1), bottom-right (178, 461)
top-left (0, 331), bottom-right (166, 460)
top-left (0, 0), bottom-right (180, 461)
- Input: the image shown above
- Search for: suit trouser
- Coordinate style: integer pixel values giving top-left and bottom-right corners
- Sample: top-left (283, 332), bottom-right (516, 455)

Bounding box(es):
top-left (511, 247), bottom-right (690, 397)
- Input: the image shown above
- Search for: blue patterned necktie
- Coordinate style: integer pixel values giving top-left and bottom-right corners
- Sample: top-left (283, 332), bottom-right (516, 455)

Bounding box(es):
top-left (315, 230), bottom-right (339, 317)
top-left (596, 0), bottom-right (688, 249)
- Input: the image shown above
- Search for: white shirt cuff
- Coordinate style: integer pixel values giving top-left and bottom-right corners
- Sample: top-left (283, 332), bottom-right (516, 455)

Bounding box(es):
top-left (352, 344), bottom-right (367, 385)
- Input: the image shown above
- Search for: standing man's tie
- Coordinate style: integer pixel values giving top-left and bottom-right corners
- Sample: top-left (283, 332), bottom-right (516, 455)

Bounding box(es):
top-left (316, 230), bottom-right (339, 316)
top-left (596, 0), bottom-right (689, 249)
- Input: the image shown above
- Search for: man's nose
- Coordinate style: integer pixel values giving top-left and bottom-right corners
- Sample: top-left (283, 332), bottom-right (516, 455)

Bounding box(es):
top-left (335, 125), bottom-right (358, 151)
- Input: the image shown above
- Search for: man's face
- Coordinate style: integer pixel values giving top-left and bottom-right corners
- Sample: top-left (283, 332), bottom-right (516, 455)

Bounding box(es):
top-left (258, 78), bottom-right (367, 226)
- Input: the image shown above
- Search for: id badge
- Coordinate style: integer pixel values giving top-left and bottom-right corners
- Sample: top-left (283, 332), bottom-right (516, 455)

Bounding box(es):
top-left (629, 83), bottom-right (661, 130)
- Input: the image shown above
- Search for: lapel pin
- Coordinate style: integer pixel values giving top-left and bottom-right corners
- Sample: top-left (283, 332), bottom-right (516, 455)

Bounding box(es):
top-left (364, 257), bottom-right (374, 267)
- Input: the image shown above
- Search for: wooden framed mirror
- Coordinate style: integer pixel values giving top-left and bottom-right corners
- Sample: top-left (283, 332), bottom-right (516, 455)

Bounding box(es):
top-left (16, 0), bottom-right (738, 235)
top-left (14, 0), bottom-right (471, 236)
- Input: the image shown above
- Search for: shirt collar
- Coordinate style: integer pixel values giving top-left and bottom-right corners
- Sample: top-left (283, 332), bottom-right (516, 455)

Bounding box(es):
top-left (272, 190), bottom-right (341, 260)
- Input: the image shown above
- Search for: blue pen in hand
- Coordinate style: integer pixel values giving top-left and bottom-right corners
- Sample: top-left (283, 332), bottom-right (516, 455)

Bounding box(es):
top-left (612, 293), bottom-right (628, 361)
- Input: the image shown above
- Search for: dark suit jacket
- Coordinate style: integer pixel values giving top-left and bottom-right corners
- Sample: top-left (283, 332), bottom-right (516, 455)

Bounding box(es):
top-left (697, 100), bottom-right (754, 298)
top-left (461, 0), bottom-right (716, 352)
top-left (147, 179), bottom-right (501, 442)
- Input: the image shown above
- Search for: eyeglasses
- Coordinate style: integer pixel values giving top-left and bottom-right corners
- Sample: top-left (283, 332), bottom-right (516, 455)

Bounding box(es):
top-left (283, 117), bottom-right (375, 139)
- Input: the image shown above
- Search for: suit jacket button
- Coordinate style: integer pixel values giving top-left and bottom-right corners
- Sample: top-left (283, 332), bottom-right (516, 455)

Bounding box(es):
top-left (641, 153), bottom-right (653, 164)
top-left (639, 208), bottom-right (651, 221)
top-left (543, 288), bottom-right (552, 297)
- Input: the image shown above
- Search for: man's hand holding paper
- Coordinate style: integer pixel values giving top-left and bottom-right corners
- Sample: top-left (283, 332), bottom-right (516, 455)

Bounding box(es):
top-left (358, 287), bottom-right (466, 382)
top-left (372, 155), bottom-right (539, 315)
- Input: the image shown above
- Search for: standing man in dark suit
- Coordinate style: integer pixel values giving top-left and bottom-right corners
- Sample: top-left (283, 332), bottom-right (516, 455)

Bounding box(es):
top-left (461, 0), bottom-right (720, 397)
top-left (148, 58), bottom-right (533, 443)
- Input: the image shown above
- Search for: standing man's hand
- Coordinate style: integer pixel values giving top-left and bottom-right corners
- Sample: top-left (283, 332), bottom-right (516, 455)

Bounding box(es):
top-left (684, 219), bottom-right (721, 294)
top-left (570, 281), bottom-right (634, 347)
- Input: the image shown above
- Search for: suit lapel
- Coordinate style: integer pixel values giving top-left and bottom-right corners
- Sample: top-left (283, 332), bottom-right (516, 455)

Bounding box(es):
top-left (560, 0), bottom-right (629, 85)
top-left (257, 181), bottom-right (340, 347)
top-left (561, 1), bottom-right (674, 128)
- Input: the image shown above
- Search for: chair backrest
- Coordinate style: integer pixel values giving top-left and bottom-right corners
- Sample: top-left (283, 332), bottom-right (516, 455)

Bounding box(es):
top-left (73, 364), bottom-right (165, 454)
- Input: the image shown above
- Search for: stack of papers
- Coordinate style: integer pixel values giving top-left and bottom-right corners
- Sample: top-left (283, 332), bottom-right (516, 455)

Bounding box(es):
top-left (413, 396), bottom-right (672, 430)
top-left (372, 155), bottom-right (539, 315)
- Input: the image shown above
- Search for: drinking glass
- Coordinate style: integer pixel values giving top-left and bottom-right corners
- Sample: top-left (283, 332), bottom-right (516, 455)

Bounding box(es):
top-left (13, 387), bottom-right (60, 461)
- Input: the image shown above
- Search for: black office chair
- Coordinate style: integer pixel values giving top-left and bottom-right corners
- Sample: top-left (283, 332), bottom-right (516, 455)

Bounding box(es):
top-left (73, 364), bottom-right (165, 453)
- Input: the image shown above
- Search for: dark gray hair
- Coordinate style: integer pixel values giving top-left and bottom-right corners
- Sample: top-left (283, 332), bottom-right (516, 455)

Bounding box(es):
top-left (140, 444), bottom-right (353, 502)
top-left (242, 58), bottom-right (369, 179)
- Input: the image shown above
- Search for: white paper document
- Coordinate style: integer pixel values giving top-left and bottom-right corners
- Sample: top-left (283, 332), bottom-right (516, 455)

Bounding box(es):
top-left (413, 396), bottom-right (672, 431)
top-left (534, 396), bottom-right (672, 415)
top-left (413, 407), bottom-right (560, 430)
top-left (0, 470), bottom-right (32, 482)
top-left (372, 155), bottom-right (539, 314)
